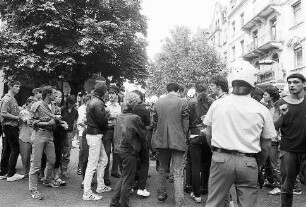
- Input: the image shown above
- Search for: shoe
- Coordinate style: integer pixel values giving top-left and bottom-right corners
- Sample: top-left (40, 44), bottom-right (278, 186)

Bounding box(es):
top-left (104, 179), bottom-right (111, 186)
top-left (77, 168), bottom-right (82, 175)
top-left (200, 187), bottom-right (208, 195)
top-left (158, 192), bottom-right (168, 203)
top-left (0, 174), bottom-right (7, 180)
top-left (268, 187), bottom-right (281, 195)
top-left (83, 192), bottom-right (103, 201)
top-left (55, 178), bottom-right (67, 186)
top-left (7, 173), bottom-right (24, 182)
top-left (43, 180), bottom-right (60, 188)
top-left (111, 173), bottom-right (120, 178)
top-left (184, 184), bottom-right (192, 194)
top-left (31, 190), bottom-right (43, 200)
top-left (293, 188), bottom-right (302, 195)
top-left (137, 189), bottom-right (150, 197)
top-left (229, 201), bottom-right (235, 207)
top-left (96, 185), bottom-right (112, 193)
top-left (190, 192), bottom-right (201, 203)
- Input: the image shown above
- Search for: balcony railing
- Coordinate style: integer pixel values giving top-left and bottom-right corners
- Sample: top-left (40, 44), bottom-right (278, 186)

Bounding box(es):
top-left (242, 0), bottom-right (284, 31)
top-left (245, 31), bottom-right (281, 54)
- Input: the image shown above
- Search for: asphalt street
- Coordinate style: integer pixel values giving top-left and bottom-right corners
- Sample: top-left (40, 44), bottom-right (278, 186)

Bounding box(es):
top-left (0, 143), bottom-right (306, 207)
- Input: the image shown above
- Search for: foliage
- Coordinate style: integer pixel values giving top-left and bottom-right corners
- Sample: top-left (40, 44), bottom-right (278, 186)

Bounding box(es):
top-left (0, 0), bottom-right (148, 93)
top-left (146, 26), bottom-right (226, 96)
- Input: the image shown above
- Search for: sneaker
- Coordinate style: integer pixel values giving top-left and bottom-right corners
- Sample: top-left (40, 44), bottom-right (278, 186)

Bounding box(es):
top-left (96, 185), bottom-right (112, 193)
top-left (184, 184), bottom-right (192, 194)
top-left (83, 192), bottom-right (103, 201)
top-left (137, 189), bottom-right (150, 197)
top-left (43, 180), bottom-right (60, 188)
top-left (77, 168), bottom-right (82, 175)
top-left (293, 188), bottom-right (303, 195)
top-left (268, 187), bottom-right (281, 195)
top-left (54, 178), bottom-right (67, 186)
top-left (7, 173), bottom-right (24, 182)
top-left (31, 190), bottom-right (43, 200)
top-left (0, 174), bottom-right (7, 180)
top-left (190, 192), bottom-right (201, 203)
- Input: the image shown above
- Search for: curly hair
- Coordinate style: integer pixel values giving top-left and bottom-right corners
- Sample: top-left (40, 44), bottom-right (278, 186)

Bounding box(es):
top-left (123, 92), bottom-right (140, 111)
top-left (209, 75), bottom-right (229, 93)
top-left (265, 87), bottom-right (280, 103)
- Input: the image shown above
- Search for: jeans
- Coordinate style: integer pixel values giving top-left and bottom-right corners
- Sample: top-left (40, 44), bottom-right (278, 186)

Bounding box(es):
top-left (0, 134), bottom-right (10, 175)
top-left (103, 129), bottom-right (114, 181)
top-left (81, 130), bottom-right (89, 178)
top-left (61, 131), bottom-right (73, 172)
top-left (4, 125), bottom-right (20, 177)
top-left (111, 152), bottom-right (137, 207)
top-left (83, 134), bottom-right (108, 193)
top-left (185, 145), bottom-right (192, 187)
top-left (112, 152), bottom-right (122, 175)
top-left (29, 130), bottom-right (56, 191)
top-left (135, 145), bottom-right (149, 190)
top-left (206, 152), bottom-right (258, 207)
top-left (157, 148), bottom-right (185, 205)
top-left (270, 142), bottom-right (281, 185)
top-left (19, 139), bottom-right (32, 176)
top-left (190, 142), bottom-right (212, 197)
top-left (280, 151), bottom-right (306, 207)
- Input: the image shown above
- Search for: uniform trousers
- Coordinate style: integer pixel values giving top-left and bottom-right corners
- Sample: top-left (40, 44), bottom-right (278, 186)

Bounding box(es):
top-left (206, 151), bottom-right (258, 207)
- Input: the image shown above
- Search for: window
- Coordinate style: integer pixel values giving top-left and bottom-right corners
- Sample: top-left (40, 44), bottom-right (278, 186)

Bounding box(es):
top-left (232, 46), bottom-right (236, 60)
top-left (292, 1), bottom-right (302, 25)
top-left (252, 29), bottom-right (258, 49)
top-left (240, 40), bottom-right (244, 55)
top-left (294, 46), bottom-right (303, 68)
top-left (240, 13), bottom-right (244, 27)
top-left (224, 52), bottom-right (228, 63)
top-left (270, 17), bottom-right (277, 40)
top-left (232, 21), bottom-right (236, 36)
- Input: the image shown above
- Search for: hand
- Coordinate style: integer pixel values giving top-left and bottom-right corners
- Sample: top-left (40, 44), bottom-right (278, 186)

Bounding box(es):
top-left (279, 104), bottom-right (289, 115)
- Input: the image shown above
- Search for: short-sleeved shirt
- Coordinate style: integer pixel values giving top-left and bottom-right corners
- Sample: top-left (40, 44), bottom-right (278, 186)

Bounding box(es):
top-left (30, 100), bottom-right (56, 131)
top-left (1, 93), bottom-right (20, 127)
top-left (204, 94), bottom-right (277, 153)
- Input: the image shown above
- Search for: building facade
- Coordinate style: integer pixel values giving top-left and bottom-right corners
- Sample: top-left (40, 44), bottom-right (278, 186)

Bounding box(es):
top-left (209, 0), bottom-right (305, 88)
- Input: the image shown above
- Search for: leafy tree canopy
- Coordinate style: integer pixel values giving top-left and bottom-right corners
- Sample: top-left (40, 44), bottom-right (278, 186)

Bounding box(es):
top-left (0, 0), bottom-right (148, 93)
top-left (146, 26), bottom-right (226, 96)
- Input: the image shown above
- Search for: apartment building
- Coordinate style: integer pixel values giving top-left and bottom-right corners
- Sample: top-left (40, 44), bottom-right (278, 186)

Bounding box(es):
top-left (209, 0), bottom-right (305, 89)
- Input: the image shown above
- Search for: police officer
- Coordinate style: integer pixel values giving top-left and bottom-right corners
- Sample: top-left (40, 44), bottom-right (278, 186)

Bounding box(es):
top-left (203, 75), bottom-right (277, 207)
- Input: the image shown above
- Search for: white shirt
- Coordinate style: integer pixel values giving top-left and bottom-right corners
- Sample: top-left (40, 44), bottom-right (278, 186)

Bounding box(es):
top-left (77, 104), bottom-right (87, 135)
top-left (106, 101), bottom-right (121, 118)
top-left (204, 94), bottom-right (277, 153)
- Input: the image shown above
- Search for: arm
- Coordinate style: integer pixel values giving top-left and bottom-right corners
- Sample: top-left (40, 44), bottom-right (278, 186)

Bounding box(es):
top-left (1, 100), bottom-right (19, 120)
top-left (93, 104), bottom-right (109, 131)
top-left (181, 100), bottom-right (190, 135)
top-left (206, 125), bottom-right (212, 149)
top-left (258, 137), bottom-right (271, 168)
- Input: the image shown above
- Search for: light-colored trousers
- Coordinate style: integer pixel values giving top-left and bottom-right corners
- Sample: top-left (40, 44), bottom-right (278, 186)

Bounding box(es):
top-left (205, 151), bottom-right (258, 207)
top-left (83, 134), bottom-right (108, 193)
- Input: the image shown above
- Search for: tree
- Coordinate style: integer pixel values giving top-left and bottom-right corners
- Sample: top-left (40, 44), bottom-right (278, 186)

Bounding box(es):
top-left (146, 26), bottom-right (225, 96)
top-left (0, 0), bottom-right (148, 93)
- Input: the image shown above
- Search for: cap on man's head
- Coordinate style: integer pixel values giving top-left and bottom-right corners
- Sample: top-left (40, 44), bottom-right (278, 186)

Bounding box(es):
top-left (287, 73), bottom-right (306, 82)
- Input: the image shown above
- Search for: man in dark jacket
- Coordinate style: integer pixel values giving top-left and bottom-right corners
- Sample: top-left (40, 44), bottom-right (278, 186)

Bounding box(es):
top-left (188, 84), bottom-right (214, 203)
top-left (83, 82), bottom-right (111, 201)
top-left (152, 83), bottom-right (189, 206)
top-left (110, 92), bottom-right (147, 207)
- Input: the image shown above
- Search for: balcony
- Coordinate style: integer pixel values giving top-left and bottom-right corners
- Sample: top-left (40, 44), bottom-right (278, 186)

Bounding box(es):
top-left (242, 0), bottom-right (284, 32)
top-left (243, 32), bottom-right (283, 60)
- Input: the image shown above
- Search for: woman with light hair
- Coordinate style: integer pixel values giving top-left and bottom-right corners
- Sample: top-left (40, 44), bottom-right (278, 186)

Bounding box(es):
top-left (110, 92), bottom-right (147, 207)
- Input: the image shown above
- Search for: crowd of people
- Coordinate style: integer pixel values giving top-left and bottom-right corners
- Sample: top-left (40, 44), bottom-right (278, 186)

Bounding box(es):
top-left (0, 72), bottom-right (305, 207)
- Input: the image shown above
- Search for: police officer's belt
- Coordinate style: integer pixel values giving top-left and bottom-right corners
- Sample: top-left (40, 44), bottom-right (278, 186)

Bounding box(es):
top-left (212, 147), bottom-right (256, 158)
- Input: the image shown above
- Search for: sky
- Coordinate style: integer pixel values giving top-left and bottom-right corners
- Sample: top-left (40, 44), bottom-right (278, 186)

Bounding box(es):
top-left (141, 0), bottom-right (229, 59)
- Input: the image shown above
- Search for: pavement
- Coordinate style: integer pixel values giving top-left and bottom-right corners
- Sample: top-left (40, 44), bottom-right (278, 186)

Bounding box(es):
top-left (0, 144), bottom-right (306, 207)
